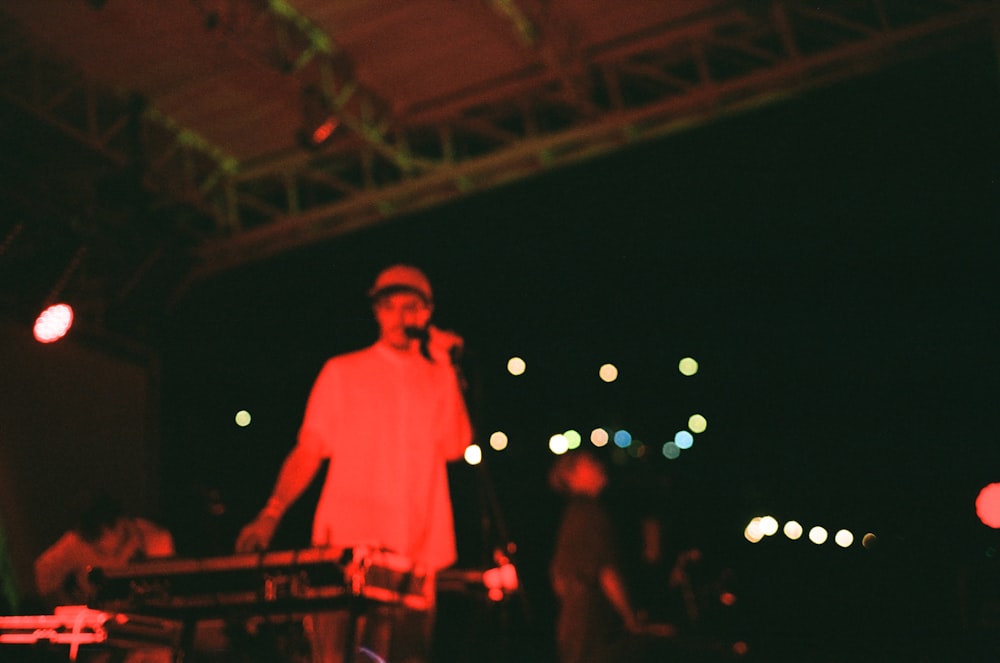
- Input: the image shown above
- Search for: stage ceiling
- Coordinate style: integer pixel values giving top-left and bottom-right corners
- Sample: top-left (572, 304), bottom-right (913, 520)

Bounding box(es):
top-left (0, 0), bottom-right (994, 353)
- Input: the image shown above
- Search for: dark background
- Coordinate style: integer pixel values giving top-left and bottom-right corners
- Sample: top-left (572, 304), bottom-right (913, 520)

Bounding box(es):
top-left (147, 39), bottom-right (999, 660)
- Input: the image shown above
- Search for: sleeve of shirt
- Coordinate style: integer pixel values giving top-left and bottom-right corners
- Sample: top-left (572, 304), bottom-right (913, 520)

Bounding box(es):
top-left (298, 360), bottom-right (339, 457)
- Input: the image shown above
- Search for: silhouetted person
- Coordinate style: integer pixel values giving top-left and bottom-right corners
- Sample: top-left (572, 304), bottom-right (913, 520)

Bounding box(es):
top-left (549, 451), bottom-right (675, 663)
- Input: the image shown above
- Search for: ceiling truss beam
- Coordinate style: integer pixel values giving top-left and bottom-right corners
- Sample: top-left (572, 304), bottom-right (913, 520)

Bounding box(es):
top-left (1, 1), bottom-right (996, 303)
top-left (186, 0), bottom-right (996, 282)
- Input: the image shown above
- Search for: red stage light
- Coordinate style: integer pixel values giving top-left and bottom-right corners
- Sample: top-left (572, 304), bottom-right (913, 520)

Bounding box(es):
top-left (33, 303), bottom-right (74, 343)
top-left (311, 118), bottom-right (339, 144)
top-left (976, 483), bottom-right (1000, 528)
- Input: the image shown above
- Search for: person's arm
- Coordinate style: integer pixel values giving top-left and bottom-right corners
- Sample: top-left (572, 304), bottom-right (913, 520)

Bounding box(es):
top-left (600, 564), bottom-right (678, 638)
top-left (235, 441), bottom-right (323, 552)
top-left (598, 565), bottom-right (641, 633)
top-left (428, 326), bottom-right (473, 460)
top-left (34, 534), bottom-right (84, 604)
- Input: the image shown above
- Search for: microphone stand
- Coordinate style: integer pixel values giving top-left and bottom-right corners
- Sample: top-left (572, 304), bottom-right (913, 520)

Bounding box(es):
top-left (458, 343), bottom-right (531, 620)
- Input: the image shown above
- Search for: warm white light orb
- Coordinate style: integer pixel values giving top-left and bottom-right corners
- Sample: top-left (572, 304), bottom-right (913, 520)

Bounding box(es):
top-left (783, 520), bottom-right (803, 540)
top-left (808, 526), bottom-right (829, 545)
top-left (507, 357), bottom-right (526, 376)
top-left (549, 434), bottom-right (569, 455)
top-left (835, 529), bottom-right (855, 548)
top-left (464, 444), bottom-right (483, 465)
top-left (489, 431), bottom-right (509, 451)
top-left (744, 518), bottom-right (764, 543)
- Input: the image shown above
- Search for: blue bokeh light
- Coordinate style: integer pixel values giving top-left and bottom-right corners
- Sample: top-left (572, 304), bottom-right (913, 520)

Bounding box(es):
top-left (674, 430), bottom-right (694, 449)
top-left (613, 429), bottom-right (632, 448)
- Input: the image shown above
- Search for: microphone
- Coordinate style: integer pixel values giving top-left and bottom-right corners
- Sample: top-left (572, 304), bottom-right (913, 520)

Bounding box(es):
top-left (404, 325), bottom-right (432, 361)
top-left (404, 325), bottom-right (464, 366)
top-left (409, 325), bottom-right (467, 391)
top-left (403, 325), bottom-right (429, 342)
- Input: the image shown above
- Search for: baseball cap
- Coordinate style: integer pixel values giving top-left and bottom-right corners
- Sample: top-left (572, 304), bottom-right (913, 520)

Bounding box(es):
top-left (368, 264), bottom-right (433, 303)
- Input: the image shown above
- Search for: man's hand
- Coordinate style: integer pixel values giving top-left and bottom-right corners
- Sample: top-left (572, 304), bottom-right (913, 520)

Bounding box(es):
top-left (427, 326), bottom-right (464, 364)
top-left (235, 515), bottom-right (279, 553)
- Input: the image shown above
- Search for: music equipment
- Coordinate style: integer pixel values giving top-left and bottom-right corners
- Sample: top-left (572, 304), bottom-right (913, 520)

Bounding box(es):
top-left (88, 546), bottom-right (431, 620)
top-left (0, 605), bottom-right (182, 660)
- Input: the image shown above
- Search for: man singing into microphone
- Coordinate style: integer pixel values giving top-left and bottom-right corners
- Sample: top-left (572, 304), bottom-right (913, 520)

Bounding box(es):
top-left (236, 264), bottom-right (472, 663)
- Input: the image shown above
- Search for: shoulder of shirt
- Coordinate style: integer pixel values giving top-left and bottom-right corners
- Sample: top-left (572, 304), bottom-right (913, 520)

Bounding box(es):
top-left (321, 344), bottom-right (438, 374)
top-left (49, 529), bottom-right (85, 550)
top-left (321, 345), bottom-right (379, 368)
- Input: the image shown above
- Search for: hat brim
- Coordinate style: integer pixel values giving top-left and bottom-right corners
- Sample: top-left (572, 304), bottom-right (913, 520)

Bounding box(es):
top-left (368, 284), bottom-right (432, 303)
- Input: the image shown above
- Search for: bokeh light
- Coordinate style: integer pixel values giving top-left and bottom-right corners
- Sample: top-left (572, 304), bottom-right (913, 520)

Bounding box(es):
top-left (549, 434), bottom-right (569, 455)
top-left (976, 483), bottom-right (1000, 528)
top-left (808, 526), bottom-right (829, 545)
top-left (489, 431), bottom-right (509, 451)
top-left (564, 429), bottom-right (582, 450)
top-left (598, 363), bottom-right (619, 382)
top-left (613, 429), bottom-right (632, 448)
top-left (835, 529), bottom-right (855, 548)
top-left (33, 303), bottom-right (74, 343)
top-left (464, 444), bottom-right (483, 465)
top-left (688, 413), bottom-right (707, 433)
top-left (744, 518), bottom-right (764, 543)
top-left (783, 520), bottom-right (803, 540)
top-left (507, 356), bottom-right (526, 376)
top-left (759, 516), bottom-right (779, 536)
top-left (662, 442), bottom-right (680, 460)
top-left (679, 356), bottom-right (699, 376)
top-left (590, 428), bottom-right (609, 447)
top-left (674, 430), bottom-right (694, 450)
top-left (235, 410), bottom-right (252, 427)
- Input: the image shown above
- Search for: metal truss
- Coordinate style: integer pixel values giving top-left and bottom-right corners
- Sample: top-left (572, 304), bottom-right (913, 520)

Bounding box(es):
top-left (188, 0), bottom-right (998, 283)
top-left (0, 0), bottom-right (996, 300)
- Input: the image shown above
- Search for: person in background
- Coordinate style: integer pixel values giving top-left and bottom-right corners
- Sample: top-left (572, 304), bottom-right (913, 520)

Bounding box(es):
top-left (549, 451), bottom-right (675, 663)
top-left (32, 493), bottom-right (175, 663)
top-left (34, 493), bottom-right (174, 609)
top-left (235, 264), bottom-right (472, 663)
